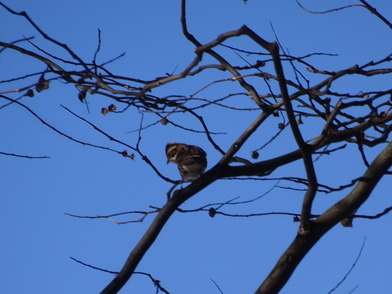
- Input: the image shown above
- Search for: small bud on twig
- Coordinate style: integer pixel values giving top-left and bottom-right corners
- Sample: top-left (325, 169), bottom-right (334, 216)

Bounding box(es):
top-left (108, 104), bottom-right (116, 112)
top-left (160, 117), bottom-right (169, 125)
top-left (251, 151), bottom-right (259, 159)
top-left (25, 89), bottom-right (34, 97)
top-left (36, 74), bottom-right (50, 92)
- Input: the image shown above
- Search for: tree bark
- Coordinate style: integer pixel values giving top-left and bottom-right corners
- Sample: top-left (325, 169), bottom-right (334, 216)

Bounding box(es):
top-left (255, 141), bottom-right (392, 294)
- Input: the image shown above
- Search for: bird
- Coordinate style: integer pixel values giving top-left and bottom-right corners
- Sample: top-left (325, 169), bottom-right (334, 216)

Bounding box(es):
top-left (165, 143), bottom-right (207, 181)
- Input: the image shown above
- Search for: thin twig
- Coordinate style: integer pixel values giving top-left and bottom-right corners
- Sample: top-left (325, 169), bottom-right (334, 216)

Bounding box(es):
top-left (358, 0), bottom-right (392, 29)
top-left (0, 151), bottom-right (49, 159)
top-left (327, 237), bottom-right (366, 294)
top-left (211, 279), bottom-right (224, 294)
top-left (70, 257), bottom-right (171, 293)
top-left (60, 105), bottom-right (176, 183)
top-left (295, 0), bottom-right (364, 14)
top-left (0, 35), bottom-right (34, 54)
top-left (0, 95), bottom-right (122, 155)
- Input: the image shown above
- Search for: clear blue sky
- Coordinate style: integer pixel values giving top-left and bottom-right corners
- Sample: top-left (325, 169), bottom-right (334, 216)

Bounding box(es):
top-left (1, 0), bottom-right (392, 293)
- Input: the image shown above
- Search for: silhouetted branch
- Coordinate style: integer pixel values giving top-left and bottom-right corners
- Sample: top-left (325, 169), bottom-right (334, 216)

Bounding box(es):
top-left (65, 203), bottom-right (392, 226)
top-left (354, 206), bottom-right (392, 220)
top-left (181, 1), bottom-right (268, 111)
top-left (0, 151), bottom-right (49, 159)
top-left (0, 35), bottom-right (34, 54)
top-left (327, 238), bottom-right (366, 293)
top-left (0, 2), bottom-right (90, 71)
top-left (92, 29), bottom-right (102, 73)
top-left (265, 33), bottom-right (318, 233)
top-left (255, 141), bottom-right (392, 294)
top-left (60, 105), bottom-right (175, 183)
top-left (211, 279), bottom-right (224, 294)
top-left (70, 257), bottom-right (119, 275)
top-left (0, 95), bottom-right (124, 155)
top-left (358, 0), bottom-right (392, 29)
top-left (70, 257), bottom-right (170, 294)
top-left (1, 1), bottom-right (391, 293)
top-left (65, 208), bottom-right (160, 225)
top-left (180, 106), bottom-right (226, 155)
top-left (179, 208), bottom-right (303, 220)
top-left (295, 0), bottom-right (364, 14)
top-left (252, 122), bottom-right (287, 155)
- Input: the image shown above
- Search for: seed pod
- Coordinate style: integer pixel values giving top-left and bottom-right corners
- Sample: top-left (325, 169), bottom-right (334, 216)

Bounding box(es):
top-left (78, 88), bottom-right (87, 102)
top-left (160, 117), bottom-right (169, 125)
top-left (36, 75), bottom-right (50, 92)
top-left (208, 208), bottom-right (216, 218)
top-left (26, 89), bottom-right (34, 97)
top-left (108, 104), bottom-right (117, 112)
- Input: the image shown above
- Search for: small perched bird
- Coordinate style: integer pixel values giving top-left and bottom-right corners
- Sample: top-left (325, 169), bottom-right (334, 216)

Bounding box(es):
top-left (166, 143), bottom-right (207, 181)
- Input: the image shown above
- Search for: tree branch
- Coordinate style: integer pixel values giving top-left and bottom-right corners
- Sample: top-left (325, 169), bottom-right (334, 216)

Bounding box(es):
top-left (358, 0), bottom-right (392, 29)
top-left (268, 39), bottom-right (318, 233)
top-left (255, 141), bottom-right (392, 293)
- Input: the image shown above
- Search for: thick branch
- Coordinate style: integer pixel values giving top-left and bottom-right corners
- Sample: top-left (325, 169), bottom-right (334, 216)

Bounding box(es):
top-left (100, 170), bottom-right (218, 293)
top-left (269, 42), bottom-right (318, 233)
top-left (255, 141), bottom-right (392, 293)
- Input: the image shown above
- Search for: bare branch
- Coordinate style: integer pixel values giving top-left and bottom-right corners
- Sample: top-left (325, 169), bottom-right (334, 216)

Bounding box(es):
top-left (235, 28), bottom-right (319, 233)
top-left (358, 0), bottom-right (392, 29)
top-left (0, 35), bottom-right (34, 54)
top-left (70, 257), bottom-right (119, 275)
top-left (60, 105), bottom-right (175, 183)
top-left (1, 2), bottom-right (391, 293)
top-left (327, 237), bottom-right (366, 294)
top-left (0, 151), bottom-right (49, 159)
top-left (0, 3), bottom-right (91, 71)
top-left (295, 0), bottom-right (365, 14)
top-left (354, 205), bottom-right (392, 220)
top-left (0, 95), bottom-right (124, 156)
top-left (65, 208), bottom-right (160, 225)
top-left (255, 141), bottom-right (392, 294)
top-left (70, 257), bottom-right (170, 294)
top-left (211, 279), bottom-right (224, 294)
top-left (181, 0), bottom-right (269, 111)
